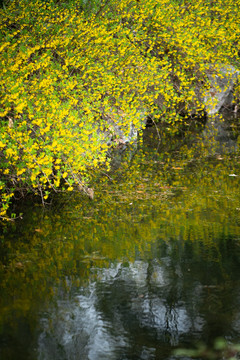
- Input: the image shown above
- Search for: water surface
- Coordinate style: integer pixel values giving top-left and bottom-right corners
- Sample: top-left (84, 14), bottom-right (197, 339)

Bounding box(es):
top-left (1, 117), bottom-right (240, 359)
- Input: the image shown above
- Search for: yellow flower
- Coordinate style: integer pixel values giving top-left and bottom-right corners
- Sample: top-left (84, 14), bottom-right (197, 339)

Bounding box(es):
top-left (16, 102), bottom-right (26, 113)
top-left (6, 148), bottom-right (15, 157)
top-left (0, 141), bottom-right (6, 149)
top-left (17, 168), bottom-right (26, 176)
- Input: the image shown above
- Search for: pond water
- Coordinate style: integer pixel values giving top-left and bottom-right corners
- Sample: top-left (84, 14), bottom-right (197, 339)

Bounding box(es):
top-left (1, 116), bottom-right (240, 360)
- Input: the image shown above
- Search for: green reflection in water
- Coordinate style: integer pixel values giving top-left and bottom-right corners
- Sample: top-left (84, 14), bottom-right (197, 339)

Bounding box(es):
top-left (0, 118), bottom-right (240, 359)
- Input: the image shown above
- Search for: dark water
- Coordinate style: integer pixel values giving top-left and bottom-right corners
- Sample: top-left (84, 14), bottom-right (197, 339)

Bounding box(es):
top-left (1, 117), bottom-right (240, 359)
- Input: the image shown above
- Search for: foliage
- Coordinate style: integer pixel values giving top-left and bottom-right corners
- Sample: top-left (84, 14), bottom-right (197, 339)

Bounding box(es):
top-left (0, 0), bottom-right (239, 218)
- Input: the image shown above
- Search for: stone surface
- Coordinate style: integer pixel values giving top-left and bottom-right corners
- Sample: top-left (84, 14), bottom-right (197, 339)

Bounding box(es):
top-left (203, 65), bottom-right (239, 115)
top-left (102, 109), bottom-right (147, 145)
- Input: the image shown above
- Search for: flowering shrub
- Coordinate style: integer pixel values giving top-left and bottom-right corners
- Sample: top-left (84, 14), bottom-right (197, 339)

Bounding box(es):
top-left (0, 0), bottom-right (239, 219)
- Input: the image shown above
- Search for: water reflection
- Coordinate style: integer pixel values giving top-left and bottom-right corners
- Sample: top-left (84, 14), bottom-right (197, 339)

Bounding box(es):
top-left (37, 261), bottom-right (198, 360)
top-left (1, 115), bottom-right (240, 359)
top-left (37, 242), bottom-right (240, 360)
top-left (202, 115), bottom-right (239, 154)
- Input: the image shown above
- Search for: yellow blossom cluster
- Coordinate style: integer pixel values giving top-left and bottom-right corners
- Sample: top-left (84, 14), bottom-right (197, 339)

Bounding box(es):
top-left (0, 0), bottom-right (239, 218)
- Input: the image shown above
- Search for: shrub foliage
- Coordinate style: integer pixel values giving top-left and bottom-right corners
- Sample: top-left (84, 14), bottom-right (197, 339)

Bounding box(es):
top-left (0, 0), bottom-right (239, 218)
